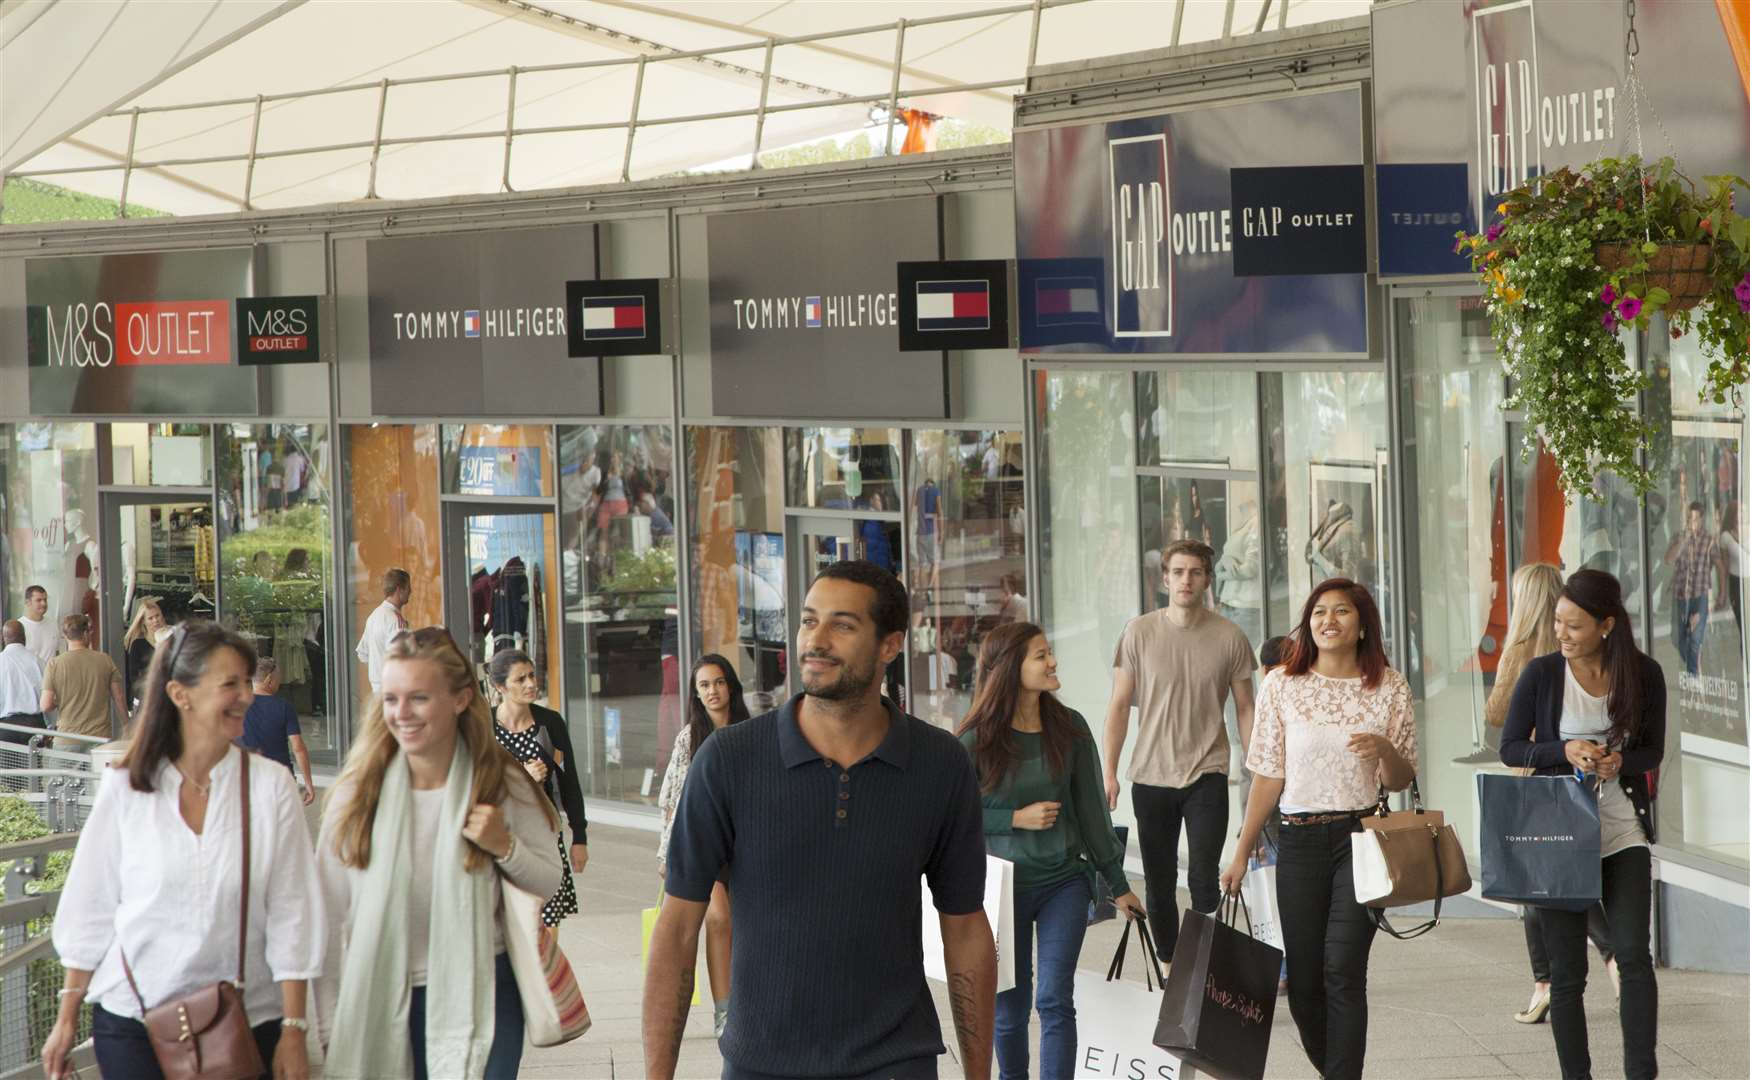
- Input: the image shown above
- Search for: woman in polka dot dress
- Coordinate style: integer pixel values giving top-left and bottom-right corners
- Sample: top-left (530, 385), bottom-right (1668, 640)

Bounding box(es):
top-left (489, 649), bottom-right (588, 926)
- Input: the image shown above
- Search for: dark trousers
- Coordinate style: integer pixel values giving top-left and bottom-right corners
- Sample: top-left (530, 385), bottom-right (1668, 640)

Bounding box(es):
top-left (1276, 816), bottom-right (1377, 1080)
top-left (0, 712), bottom-right (44, 746)
top-left (1540, 847), bottom-right (1658, 1080)
top-left (410, 951), bottom-right (525, 1080)
top-left (1524, 903), bottom-right (1613, 981)
top-left (1673, 594), bottom-right (1708, 675)
top-left (1132, 772), bottom-right (1228, 956)
top-left (994, 874), bottom-right (1091, 1080)
top-left (93, 1003), bottom-right (282, 1079)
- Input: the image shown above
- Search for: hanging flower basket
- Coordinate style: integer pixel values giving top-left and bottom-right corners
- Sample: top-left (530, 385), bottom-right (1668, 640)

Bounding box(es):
top-left (1455, 156), bottom-right (1750, 500)
top-left (1596, 241), bottom-right (1713, 311)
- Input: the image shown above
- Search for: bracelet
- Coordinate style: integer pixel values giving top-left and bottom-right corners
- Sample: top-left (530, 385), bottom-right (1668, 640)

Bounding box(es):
top-left (494, 835), bottom-right (517, 863)
top-left (281, 1017), bottom-right (310, 1033)
top-left (56, 988), bottom-right (85, 1001)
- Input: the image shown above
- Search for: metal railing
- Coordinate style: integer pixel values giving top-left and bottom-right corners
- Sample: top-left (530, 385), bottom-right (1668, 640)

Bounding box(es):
top-left (1, 0), bottom-right (1293, 216)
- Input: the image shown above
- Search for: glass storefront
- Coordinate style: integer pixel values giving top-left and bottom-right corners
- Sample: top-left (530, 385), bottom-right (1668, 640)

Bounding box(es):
top-left (1, 423), bottom-right (99, 640)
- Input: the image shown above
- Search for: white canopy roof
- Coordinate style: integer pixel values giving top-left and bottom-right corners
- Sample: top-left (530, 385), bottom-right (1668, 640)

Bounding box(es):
top-left (2, 0), bottom-right (1368, 216)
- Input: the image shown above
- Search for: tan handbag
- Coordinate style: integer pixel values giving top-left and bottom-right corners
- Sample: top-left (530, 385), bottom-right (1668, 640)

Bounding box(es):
top-left (121, 749), bottom-right (266, 1080)
top-left (1353, 781), bottom-right (1472, 940)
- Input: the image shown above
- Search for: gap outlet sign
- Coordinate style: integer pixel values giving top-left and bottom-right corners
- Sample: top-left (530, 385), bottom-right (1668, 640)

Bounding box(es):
top-left (1014, 86), bottom-right (1368, 356)
top-left (706, 198), bottom-right (944, 418)
top-left (366, 225), bottom-right (602, 416)
top-left (1373, 0), bottom-right (1750, 276)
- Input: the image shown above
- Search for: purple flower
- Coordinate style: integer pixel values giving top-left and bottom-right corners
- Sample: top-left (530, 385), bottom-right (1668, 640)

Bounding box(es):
top-left (1735, 275), bottom-right (1750, 305)
top-left (1485, 223), bottom-right (1504, 244)
top-left (1617, 296), bottom-right (1643, 322)
top-left (1602, 311), bottom-right (1619, 332)
top-left (1600, 284), bottom-right (1617, 306)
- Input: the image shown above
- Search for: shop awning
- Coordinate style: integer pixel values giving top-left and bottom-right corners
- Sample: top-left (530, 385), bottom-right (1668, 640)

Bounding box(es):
top-left (2, 0), bottom-right (1367, 217)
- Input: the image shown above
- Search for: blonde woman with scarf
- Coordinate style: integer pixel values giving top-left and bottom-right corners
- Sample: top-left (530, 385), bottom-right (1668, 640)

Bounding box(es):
top-left (313, 627), bottom-right (561, 1079)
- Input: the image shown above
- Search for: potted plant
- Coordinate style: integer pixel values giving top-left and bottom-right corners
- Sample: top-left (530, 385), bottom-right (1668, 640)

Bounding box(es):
top-left (1457, 156), bottom-right (1750, 498)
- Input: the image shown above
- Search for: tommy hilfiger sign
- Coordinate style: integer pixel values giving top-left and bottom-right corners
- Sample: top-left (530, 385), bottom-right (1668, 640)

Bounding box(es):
top-left (896, 260), bottom-right (1011, 351)
top-left (566, 278), bottom-right (665, 357)
top-left (388, 305), bottom-right (565, 341)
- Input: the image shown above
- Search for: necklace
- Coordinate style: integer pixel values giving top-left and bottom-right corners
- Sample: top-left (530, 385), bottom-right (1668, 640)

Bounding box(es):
top-left (176, 767), bottom-right (212, 797)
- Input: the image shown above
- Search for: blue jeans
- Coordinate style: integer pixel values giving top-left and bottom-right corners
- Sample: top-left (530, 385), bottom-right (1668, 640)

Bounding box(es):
top-left (994, 874), bottom-right (1091, 1080)
top-left (93, 1003), bottom-right (282, 1079)
top-left (410, 951), bottom-right (524, 1080)
top-left (1674, 594), bottom-right (1708, 675)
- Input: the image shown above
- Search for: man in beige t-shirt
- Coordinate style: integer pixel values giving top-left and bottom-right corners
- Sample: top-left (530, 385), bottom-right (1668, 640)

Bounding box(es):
top-left (40, 614), bottom-right (125, 749)
top-left (1103, 539), bottom-right (1255, 956)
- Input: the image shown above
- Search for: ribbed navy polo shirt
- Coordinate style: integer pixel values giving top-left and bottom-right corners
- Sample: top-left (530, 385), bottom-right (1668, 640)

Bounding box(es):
top-left (665, 693), bottom-right (987, 1079)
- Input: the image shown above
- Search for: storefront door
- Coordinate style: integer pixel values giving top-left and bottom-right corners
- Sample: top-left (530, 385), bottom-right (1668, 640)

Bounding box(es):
top-left (786, 511), bottom-right (906, 708)
top-left (441, 501), bottom-right (561, 704)
top-left (98, 489), bottom-right (215, 704)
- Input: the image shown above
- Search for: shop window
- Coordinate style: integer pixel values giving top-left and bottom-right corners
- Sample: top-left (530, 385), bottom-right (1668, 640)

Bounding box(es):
top-left (1, 423), bottom-right (100, 641)
top-left (558, 424), bottom-right (679, 804)
top-left (785, 427), bottom-right (902, 512)
top-left (441, 424), bottom-right (555, 498)
top-left (1035, 370), bottom-right (1140, 823)
top-left (1138, 371), bottom-right (1258, 470)
top-left (343, 424), bottom-right (443, 704)
top-left (215, 424), bottom-right (335, 756)
top-left (687, 426), bottom-right (786, 717)
top-left (909, 430), bottom-right (1025, 731)
top-left (110, 422), bottom-right (212, 486)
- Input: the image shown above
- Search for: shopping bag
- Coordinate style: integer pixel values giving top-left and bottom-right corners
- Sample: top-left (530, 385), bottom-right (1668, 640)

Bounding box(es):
top-left (1153, 895), bottom-right (1280, 1080)
top-left (1239, 862), bottom-right (1283, 954)
top-left (503, 878), bottom-right (592, 1046)
top-left (922, 854), bottom-right (1016, 992)
top-left (1075, 916), bottom-right (1196, 1079)
top-left (1477, 773), bottom-right (1602, 912)
top-left (1088, 825), bottom-right (1130, 926)
top-left (640, 889), bottom-right (700, 1006)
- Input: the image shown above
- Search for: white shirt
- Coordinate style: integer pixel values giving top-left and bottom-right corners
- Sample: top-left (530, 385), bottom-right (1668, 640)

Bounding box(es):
top-left (0, 643), bottom-right (44, 716)
top-left (1720, 530), bottom-right (1748, 577)
top-left (21, 616), bottom-right (60, 668)
top-left (1559, 666), bottom-right (1646, 858)
top-left (52, 751), bottom-right (325, 1022)
top-left (354, 599), bottom-right (406, 691)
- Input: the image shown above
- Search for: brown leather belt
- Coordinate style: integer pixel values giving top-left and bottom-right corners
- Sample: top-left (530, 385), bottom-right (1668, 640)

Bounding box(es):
top-left (1279, 807), bottom-right (1377, 826)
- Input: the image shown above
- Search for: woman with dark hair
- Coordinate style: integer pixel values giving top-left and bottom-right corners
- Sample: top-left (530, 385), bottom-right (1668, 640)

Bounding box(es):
top-left (958, 622), bottom-right (1140, 1080)
top-left (487, 648), bottom-right (588, 926)
top-left (656, 653), bottom-right (749, 1038)
top-left (1220, 579), bottom-right (1415, 1080)
top-left (44, 622), bottom-right (323, 1080)
top-left (1500, 568), bottom-right (1664, 1080)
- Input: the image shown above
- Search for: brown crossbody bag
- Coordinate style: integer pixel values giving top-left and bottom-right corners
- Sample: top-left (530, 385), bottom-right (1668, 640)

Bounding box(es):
top-left (120, 748), bottom-right (266, 1080)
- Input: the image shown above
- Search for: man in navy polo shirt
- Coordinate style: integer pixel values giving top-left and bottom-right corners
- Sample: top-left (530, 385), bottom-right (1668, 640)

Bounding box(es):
top-left (644, 560), bottom-right (996, 1080)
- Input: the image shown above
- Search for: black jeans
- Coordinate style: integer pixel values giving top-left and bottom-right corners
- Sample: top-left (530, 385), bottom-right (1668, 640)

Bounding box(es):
top-left (92, 1003), bottom-right (282, 1079)
top-left (1524, 902), bottom-right (1613, 981)
top-left (1276, 815), bottom-right (1377, 1080)
top-left (0, 712), bottom-right (44, 746)
top-left (1132, 773), bottom-right (1228, 956)
top-left (1540, 846), bottom-right (1658, 1080)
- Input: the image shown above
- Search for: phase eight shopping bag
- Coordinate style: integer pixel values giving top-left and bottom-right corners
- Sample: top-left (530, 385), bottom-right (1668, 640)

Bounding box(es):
top-left (1477, 773), bottom-right (1602, 912)
top-left (922, 853), bottom-right (1016, 992)
top-left (1153, 896), bottom-right (1281, 1080)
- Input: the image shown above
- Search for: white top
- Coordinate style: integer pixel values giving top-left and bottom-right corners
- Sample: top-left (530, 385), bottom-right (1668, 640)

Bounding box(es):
top-left (0, 642), bottom-right (44, 716)
top-left (1247, 668), bottom-right (1418, 813)
top-left (21, 615), bottom-right (60, 668)
top-left (1559, 666), bottom-right (1646, 858)
top-left (656, 727), bottom-right (694, 871)
top-left (353, 599), bottom-right (406, 691)
top-left (51, 751), bottom-right (325, 1022)
top-left (1720, 530), bottom-right (1748, 577)
top-left (407, 788), bottom-right (447, 985)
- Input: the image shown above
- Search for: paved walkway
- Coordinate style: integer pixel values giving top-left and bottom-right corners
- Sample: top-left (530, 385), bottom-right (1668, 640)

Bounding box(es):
top-left (524, 824), bottom-right (1750, 1080)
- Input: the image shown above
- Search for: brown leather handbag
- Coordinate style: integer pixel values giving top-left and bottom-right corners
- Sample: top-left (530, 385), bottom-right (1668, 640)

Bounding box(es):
top-left (120, 749), bottom-right (266, 1079)
top-left (1356, 780), bottom-right (1472, 940)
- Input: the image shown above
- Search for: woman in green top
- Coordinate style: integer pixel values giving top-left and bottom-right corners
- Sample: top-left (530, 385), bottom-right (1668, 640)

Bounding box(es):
top-left (959, 622), bottom-right (1143, 1080)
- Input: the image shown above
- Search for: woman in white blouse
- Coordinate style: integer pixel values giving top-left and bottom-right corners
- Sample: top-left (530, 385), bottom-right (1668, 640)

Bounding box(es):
top-left (44, 622), bottom-right (323, 1080)
top-left (1220, 578), bottom-right (1417, 1080)
top-left (313, 626), bottom-right (561, 1080)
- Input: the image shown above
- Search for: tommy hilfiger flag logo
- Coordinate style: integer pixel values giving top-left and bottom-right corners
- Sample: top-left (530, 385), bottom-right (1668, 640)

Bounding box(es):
top-left (581, 296), bottom-right (647, 341)
top-left (915, 280), bottom-right (991, 332)
top-left (1033, 277), bottom-right (1101, 325)
top-left (804, 296), bottom-right (823, 328)
top-left (463, 310), bottom-right (481, 338)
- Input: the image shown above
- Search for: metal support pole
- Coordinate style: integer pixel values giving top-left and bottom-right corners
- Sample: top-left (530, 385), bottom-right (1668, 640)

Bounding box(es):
top-left (749, 39), bottom-right (775, 169)
top-left (622, 55), bottom-right (647, 183)
top-left (1279, 0), bottom-right (1289, 30)
top-left (502, 67), bottom-right (519, 192)
top-left (367, 79), bottom-right (390, 199)
top-left (1026, 0), bottom-right (1045, 69)
top-left (1171, 0), bottom-right (1186, 47)
top-left (884, 19), bottom-right (908, 157)
top-left (1254, 0), bottom-right (1273, 34)
top-left (1221, 0), bottom-right (1236, 40)
top-left (243, 95), bottom-right (264, 209)
top-left (117, 107), bottom-right (140, 219)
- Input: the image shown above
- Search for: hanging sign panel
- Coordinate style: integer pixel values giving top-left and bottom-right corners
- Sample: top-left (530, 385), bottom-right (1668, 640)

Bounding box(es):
top-left (895, 259), bottom-right (1012, 351)
top-left (1013, 86), bottom-right (1369, 356)
top-left (236, 295), bottom-right (321, 364)
top-left (566, 277), bottom-right (665, 357)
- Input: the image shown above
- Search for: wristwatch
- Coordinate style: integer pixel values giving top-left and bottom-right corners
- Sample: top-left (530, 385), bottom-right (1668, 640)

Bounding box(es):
top-left (281, 1018), bottom-right (310, 1033)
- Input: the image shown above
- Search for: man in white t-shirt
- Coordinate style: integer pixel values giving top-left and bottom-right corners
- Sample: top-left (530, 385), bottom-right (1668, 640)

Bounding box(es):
top-left (354, 567), bottom-right (411, 694)
top-left (20, 586), bottom-right (59, 670)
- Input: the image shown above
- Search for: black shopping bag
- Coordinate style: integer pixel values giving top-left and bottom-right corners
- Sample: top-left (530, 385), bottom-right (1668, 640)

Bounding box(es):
top-left (1153, 894), bottom-right (1281, 1080)
top-left (1087, 825), bottom-right (1129, 926)
top-left (1477, 773), bottom-right (1602, 912)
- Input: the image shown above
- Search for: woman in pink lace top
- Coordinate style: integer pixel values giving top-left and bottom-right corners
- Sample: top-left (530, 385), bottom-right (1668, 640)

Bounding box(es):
top-left (1220, 578), bottom-right (1416, 1080)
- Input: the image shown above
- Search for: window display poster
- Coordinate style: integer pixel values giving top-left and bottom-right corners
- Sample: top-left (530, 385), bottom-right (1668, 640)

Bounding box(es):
top-left (1305, 461), bottom-right (1378, 598)
top-left (753, 533), bottom-right (786, 644)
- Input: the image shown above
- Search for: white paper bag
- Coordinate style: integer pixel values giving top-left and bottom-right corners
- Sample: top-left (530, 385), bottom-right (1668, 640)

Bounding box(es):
top-left (1073, 969), bottom-right (1197, 1079)
top-left (1241, 862), bottom-right (1285, 953)
top-left (922, 854), bottom-right (1015, 993)
top-left (1350, 829), bottom-right (1393, 906)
